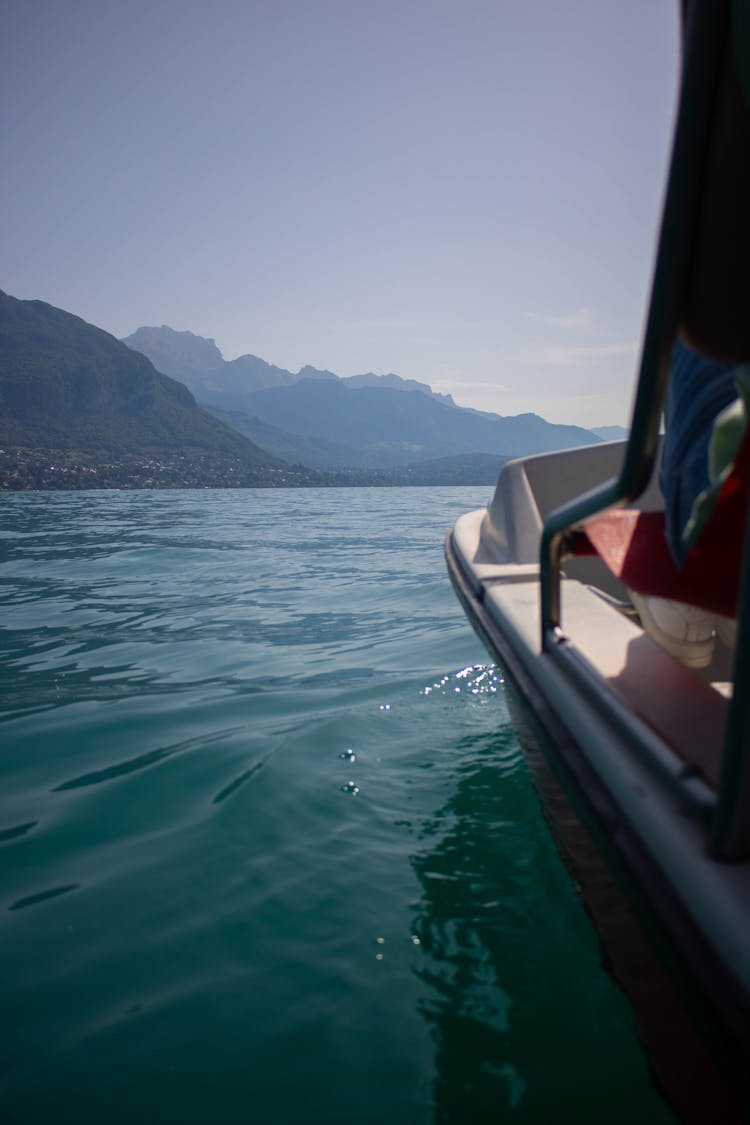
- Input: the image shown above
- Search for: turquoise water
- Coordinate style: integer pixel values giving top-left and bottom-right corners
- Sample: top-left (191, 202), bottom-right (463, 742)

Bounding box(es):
top-left (0, 488), bottom-right (673, 1124)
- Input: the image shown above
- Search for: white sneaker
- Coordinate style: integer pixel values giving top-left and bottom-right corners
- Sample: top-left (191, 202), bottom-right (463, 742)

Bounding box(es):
top-left (629, 591), bottom-right (715, 669)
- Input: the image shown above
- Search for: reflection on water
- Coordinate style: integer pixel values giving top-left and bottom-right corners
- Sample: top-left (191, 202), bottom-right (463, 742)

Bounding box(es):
top-left (411, 722), bottom-right (675, 1123)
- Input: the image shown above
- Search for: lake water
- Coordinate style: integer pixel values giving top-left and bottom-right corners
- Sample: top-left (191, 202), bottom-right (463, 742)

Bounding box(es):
top-left (0, 487), bottom-right (673, 1124)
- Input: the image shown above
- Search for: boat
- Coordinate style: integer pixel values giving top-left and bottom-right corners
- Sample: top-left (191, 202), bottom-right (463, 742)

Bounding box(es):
top-left (445, 2), bottom-right (750, 1118)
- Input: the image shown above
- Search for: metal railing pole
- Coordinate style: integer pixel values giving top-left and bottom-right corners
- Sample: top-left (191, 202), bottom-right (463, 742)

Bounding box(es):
top-left (540, 0), bottom-right (729, 647)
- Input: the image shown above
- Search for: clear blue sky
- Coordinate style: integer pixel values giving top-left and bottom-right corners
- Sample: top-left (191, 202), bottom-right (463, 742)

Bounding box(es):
top-left (2, 0), bottom-right (679, 427)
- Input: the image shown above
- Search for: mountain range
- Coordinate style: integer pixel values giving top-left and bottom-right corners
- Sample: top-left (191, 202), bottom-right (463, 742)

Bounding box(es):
top-left (590, 425), bottom-right (629, 442)
top-left (122, 325), bottom-right (601, 470)
top-left (0, 290), bottom-right (614, 490)
top-left (122, 325), bottom-right (456, 407)
top-left (0, 291), bottom-right (301, 489)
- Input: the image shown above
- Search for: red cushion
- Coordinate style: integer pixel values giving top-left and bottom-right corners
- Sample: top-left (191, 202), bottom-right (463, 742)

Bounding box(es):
top-left (580, 435), bottom-right (750, 620)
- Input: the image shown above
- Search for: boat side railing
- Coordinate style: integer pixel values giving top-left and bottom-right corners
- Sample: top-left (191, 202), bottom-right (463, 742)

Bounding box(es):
top-left (539, 1), bottom-right (750, 858)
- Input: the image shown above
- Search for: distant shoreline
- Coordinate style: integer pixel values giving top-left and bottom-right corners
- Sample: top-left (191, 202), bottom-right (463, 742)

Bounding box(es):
top-left (0, 449), bottom-right (503, 491)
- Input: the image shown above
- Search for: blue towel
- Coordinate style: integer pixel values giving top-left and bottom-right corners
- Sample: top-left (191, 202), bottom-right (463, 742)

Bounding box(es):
top-left (659, 339), bottom-right (738, 565)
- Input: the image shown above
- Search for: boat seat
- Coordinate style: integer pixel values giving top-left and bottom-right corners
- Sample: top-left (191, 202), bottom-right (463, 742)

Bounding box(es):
top-left (577, 427), bottom-right (750, 620)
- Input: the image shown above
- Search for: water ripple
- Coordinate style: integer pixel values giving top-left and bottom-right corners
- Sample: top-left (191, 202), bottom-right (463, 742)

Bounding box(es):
top-left (52, 745), bottom-right (180, 791)
top-left (51, 725), bottom-right (248, 792)
top-left (0, 820), bottom-right (38, 843)
top-left (9, 883), bottom-right (79, 912)
top-left (212, 759), bottom-right (267, 804)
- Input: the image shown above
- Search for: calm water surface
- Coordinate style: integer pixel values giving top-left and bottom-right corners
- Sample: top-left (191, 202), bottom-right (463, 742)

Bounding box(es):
top-left (0, 488), bottom-right (673, 1124)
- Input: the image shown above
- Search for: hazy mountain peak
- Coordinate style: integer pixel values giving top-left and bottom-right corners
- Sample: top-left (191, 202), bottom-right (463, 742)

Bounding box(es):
top-left (122, 325), bottom-right (224, 377)
top-left (591, 425), bottom-right (629, 441)
top-left (343, 370), bottom-right (455, 405)
top-left (297, 365), bottom-right (339, 381)
top-left (122, 327), bottom-right (454, 405)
